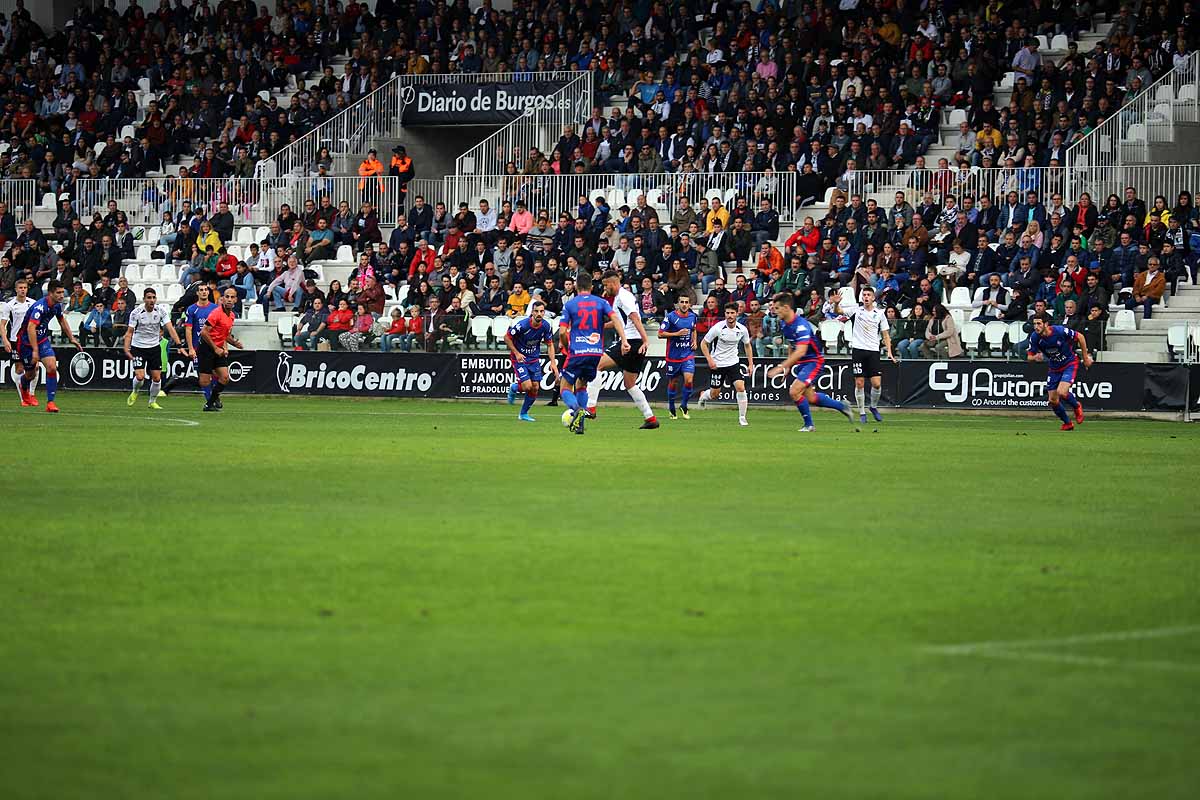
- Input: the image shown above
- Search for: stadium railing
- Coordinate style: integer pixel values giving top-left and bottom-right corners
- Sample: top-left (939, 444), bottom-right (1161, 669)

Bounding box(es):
top-left (263, 71), bottom-right (583, 179)
top-left (454, 72), bottom-right (593, 178)
top-left (74, 176), bottom-right (402, 227)
top-left (1068, 50), bottom-right (1200, 168)
top-left (443, 170), bottom-right (799, 222)
top-left (0, 178), bottom-right (38, 223)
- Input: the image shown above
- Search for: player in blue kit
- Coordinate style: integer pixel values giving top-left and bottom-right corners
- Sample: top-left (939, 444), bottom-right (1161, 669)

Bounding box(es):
top-left (1028, 313), bottom-right (1093, 430)
top-left (504, 300), bottom-right (559, 421)
top-left (557, 272), bottom-right (629, 434)
top-left (658, 294), bottom-right (697, 420)
top-left (17, 280), bottom-right (82, 413)
top-left (170, 283), bottom-right (220, 403)
top-left (765, 293), bottom-right (852, 432)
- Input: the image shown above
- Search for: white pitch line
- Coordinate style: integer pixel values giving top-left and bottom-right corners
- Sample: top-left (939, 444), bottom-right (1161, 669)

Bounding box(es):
top-left (933, 647), bottom-right (1200, 674)
top-left (0, 409), bottom-right (200, 426)
top-left (925, 624), bottom-right (1200, 654)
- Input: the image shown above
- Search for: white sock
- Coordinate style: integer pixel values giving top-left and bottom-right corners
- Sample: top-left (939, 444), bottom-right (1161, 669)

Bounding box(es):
top-left (149, 381), bottom-right (161, 403)
top-left (28, 371), bottom-right (38, 393)
top-left (736, 391), bottom-right (748, 419)
top-left (131, 376), bottom-right (143, 394)
top-left (627, 385), bottom-right (653, 419)
top-left (870, 386), bottom-right (882, 408)
top-left (586, 374), bottom-right (603, 408)
top-left (855, 387), bottom-right (866, 414)
top-left (14, 375), bottom-right (24, 401)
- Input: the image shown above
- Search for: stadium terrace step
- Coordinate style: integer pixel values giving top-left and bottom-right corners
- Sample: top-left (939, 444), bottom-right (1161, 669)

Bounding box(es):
top-left (1099, 349), bottom-right (1169, 362)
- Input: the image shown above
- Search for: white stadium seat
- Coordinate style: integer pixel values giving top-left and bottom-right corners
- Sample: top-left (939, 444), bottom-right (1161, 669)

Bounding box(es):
top-left (246, 305), bottom-right (266, 322)
top-left (335, 245), bottom-right (353, 263)
top-left (983, 321), bottom-right (1009, 354)
top-left (490, 316), bottom-right (511, 344)
top-left (166, 284), bottom-right (183, 302)
top-left (947, 287), bottom-right (972, 309)
top-left (960, 321), bottom-right (985, 352)
top-left (1108, 309), bottom-right (1137, 331)
top-left (1050, 34), bottom-right (1069, 52)
top-left (470, 315), bottom-right (493, 347)
top-left (124, 264), bottom-right (141, 283)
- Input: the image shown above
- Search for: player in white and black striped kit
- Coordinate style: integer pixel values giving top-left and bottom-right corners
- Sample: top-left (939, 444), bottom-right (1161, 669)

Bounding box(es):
top-left (833, 287), bottom-right (897, 424)
top-left (123, 287), bottom-right (183, 410)
top-left (697, 302), bottom-right (755, 426)
top-left (584, 270), bottom-right (659, 429)
top-left (0, 279), bottom-right (38, 405)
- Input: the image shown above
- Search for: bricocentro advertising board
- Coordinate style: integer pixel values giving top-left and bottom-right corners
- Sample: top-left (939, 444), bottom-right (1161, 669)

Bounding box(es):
top-left (400, 81), bottom-right (574, 125)
top-left (34, 349), bottom-right (1191, 413)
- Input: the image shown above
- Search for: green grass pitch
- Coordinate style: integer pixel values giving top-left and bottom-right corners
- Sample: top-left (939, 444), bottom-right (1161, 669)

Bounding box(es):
top-left (1, 392), bottom-right (1198, 799)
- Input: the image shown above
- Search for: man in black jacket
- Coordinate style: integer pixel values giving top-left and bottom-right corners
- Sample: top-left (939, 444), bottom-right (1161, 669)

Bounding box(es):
top-left (209, 201), bottom-right (235, 243)
top-left (751, 198), bottom-right (780, 250)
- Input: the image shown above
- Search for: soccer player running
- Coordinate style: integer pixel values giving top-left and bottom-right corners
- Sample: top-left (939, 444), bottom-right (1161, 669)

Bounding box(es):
top-left (765, 293), bottom-right (852, 432)
top-left (19, 280), bottom-right (83, 413)
top-left (124, 287), bottom-right (183, 410)
top-left (584, 270), bottom-right (659, 429)
top-left (696, 302), bottom-right (755, 426)
top-left (198, 288), bottom-right (244, 412)
top-left (557, 272), bottom-right (629, 435)
top-left (833, 286), bottom-right (897, 424)
top-left (173, 283), bottom-right (219, 404)
top-left (504, 299), bottom-right (559, 422)
top-left (658, 294), bottom-right (698, 419)
top-left (0, 278), bottom-right (38, 406)
top-left (1027, 312), bottom-right (1093, 430)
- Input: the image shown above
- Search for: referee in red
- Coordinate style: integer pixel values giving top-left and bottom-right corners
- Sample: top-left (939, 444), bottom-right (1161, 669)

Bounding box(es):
top-left (198, 288), bottom-right (244, 412)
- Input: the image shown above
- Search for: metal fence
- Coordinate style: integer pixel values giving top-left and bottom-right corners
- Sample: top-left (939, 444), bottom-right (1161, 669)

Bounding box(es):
top-left (455, 73), bottom-right (593, 178)
top-left (264, 71), bottom-right (582, 179)
top-left (1068, 50), bottom-right (1200, 168)
top-left (0, 178), bottom-right (38, 223)
top-left (74, 176), bottom-right (402, 227)
top-left (822, 164), bottom-right (1200, 218)
top-left (443, 170), bottom-right (799, 222)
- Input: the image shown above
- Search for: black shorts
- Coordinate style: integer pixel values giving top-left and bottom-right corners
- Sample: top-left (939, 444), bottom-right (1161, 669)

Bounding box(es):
top-left (197, 341), bottom-right (228, 374)
top-left (131, 345), bottom-right (163, 372)
top-left (605, 339), bottom-right (647, 374)
top-left (851, 347), bottom-right (882, 379)
top-left (710, 363), bottom-right (749, 389)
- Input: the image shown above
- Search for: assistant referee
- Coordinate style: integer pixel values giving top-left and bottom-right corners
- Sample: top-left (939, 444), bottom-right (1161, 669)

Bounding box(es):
top-left (834, 286), bottom-right (896, 422)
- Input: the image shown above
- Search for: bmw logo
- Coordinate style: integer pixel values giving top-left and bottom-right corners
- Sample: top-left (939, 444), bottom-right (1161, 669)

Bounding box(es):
top-left (70, 351), bottom-right (95, 386)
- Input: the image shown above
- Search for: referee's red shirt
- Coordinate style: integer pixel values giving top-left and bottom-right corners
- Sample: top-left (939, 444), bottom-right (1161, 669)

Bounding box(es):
top-left (205, 306), bottom-right (235, 348)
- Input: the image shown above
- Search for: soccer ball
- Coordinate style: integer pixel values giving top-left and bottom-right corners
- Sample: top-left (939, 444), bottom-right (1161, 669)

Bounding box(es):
top-left (561, 409), bottom-right (575, 427)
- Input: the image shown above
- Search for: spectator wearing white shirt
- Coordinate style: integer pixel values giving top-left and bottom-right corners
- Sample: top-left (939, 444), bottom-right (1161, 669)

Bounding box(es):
top-left (972, 274), bottom-right (1010, 322)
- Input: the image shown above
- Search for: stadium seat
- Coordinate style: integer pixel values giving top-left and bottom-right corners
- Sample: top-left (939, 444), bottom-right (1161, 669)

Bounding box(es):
top-left (982, 321), bottom-right (1009, 357)
top-left (137, 77), bottom-right (151, 93)
top-left (226, 245), bottom-right (243, 261)
top-left (1035, 35), bottom-right (1049, 52)
top-left (254, 226), bottom-right (269, 242)
top-left (819, 319), bottom-right (843, 353)
top-left (276, 314), bottom-right (297, 346)
top-left (1166, 324), bottom-right (1188, 360)
top-left (1155, 84), bottom-right (1175, 102)
top-left (124, 264), bottom-right (141, 283)
top-left (704, 188), bottom-right (724, 206)
top-left (960, 321), bottom-right (985, 355)
top-left (236, 227), bottom-right (254, 244)
top-left (490, 316), bottom-right (511, 346)
top-left (165, 284), bottom-right (183, 302)
top-left (39, 192), bottom-right (56, 210)
top-left (1108, 309), bottom-right (1137, 331)
top-left (335, 245), bottom-right (353, 263)
top-left (1007, 321), bottom-right (1026, 349)
top-left (132, 283), bottom-right (147, 298)
top-left (1178, 85), bottom-right (1198, 102)
top-left (245, 305), bottom-right (266, 322)
top-left (949, 308), bottom-right (966, 328)
top-left (947, 109), bottom-right (967, 127)
top-left (470, 315), bottom-right (493, 348)
top-left (948, 287), bottom-right (972, 309)
top-left (999, 72), bottom-right (1015, 90)
top-left (136, 245), bottom-right (152, 262)
top-left (394, 285), bottom-right (409, 305)
top-left (1050, 34), bottom-right (1069, 51)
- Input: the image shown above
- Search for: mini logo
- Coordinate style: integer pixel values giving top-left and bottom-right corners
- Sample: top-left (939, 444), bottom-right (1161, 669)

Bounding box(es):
top-left (399, 85), bottom-right (416, 106)
top-left (69, 351), bottom-right (95, 386)
top-left (227, 361), bottom-right (254, 383)
top-left (585, 332), bottom-right (601, 345)
top-left (276, 352), bottom-right (292, 393)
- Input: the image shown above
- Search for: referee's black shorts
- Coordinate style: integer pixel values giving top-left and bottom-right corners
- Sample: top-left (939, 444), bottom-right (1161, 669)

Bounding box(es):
top-left (605, 339), bottom-right (646, 374)
top-left (851, 347), bottom-right (882, 379)
top-left (197, 341), bottom-right (228, 374)
top-left (710, 363), bottom-right (749, 389)
top-left (131, 345), bottom-right (163, 372)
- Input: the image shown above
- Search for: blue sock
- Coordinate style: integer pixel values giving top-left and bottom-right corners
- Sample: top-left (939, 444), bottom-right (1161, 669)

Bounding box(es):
top-left (575, 389), bottom-right (589, 409)
top-left (796, 398), bottom-right (814, 427)
top-left (203, 384), bottom-right (212, 402)
top-left (1052, 402), bottom-right (1071, 423)
top-left (520, 392), bottom-right (536, 414)
top-left (19, 375), bottom-right (30, 393)
top-left (681, 385), bottom-right (691, 410)
top-left (510, 381), bottom-right (519, 393)
top-left (46, 373), bottom-right (57, 402)
top-left (667, 388), bottom-right (677, 414)
top-left (814, 392), bottom-right (846, 412)
top-left (561, 386), bottom-right (579, 411)
top-left (1061, 392), bottom-right (1079, 410)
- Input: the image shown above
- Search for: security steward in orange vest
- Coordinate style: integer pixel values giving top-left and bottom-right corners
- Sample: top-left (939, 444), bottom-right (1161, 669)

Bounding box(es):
top-left (357, 148), bottom-right (385, 195)
top-left (389, 145), bottom-right (415, 212)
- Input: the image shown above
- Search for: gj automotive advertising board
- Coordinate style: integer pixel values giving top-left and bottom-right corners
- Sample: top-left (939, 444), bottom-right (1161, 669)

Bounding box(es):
top-left (898, 360), bottom-right (1145, 410)
top-left (400, 81), bottom-right (575, 125)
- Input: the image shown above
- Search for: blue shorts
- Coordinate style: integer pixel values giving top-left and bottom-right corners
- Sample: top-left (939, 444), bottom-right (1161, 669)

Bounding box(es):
top-left (18, 339), bottom-right (53, 369)
top-left (665, 358), bottom-right (695, 378)
top-left (1047, 360), bottom-right (1078, 391)
top-left (790, 357), bottom-right (825, 386)
top-left (512, 358), bottom-right (543, 385)
top-left (560, 354), bottom-right (601, 386)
